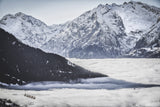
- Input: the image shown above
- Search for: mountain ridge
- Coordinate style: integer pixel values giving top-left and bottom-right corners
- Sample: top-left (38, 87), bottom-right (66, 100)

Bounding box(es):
top-left (0, 1), bottom-right (160, 58)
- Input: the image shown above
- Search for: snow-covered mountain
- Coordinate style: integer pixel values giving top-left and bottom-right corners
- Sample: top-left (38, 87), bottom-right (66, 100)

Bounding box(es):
top-left (0, 12), bottom-right (56, 48)
top-left (0, 1), bottom-right (160, 58)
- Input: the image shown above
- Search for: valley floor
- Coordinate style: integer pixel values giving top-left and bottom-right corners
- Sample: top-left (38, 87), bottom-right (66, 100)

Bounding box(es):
top-left (0, 58), bottom-right (160, 107)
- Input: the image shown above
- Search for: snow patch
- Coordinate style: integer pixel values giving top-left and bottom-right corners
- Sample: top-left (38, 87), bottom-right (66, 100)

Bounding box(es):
top-left (46, 60), bottom-right (49, 64)
top-left (67, 61), bottom-right (75, 67)
top-left (12, 41), bottom-right (16, 45)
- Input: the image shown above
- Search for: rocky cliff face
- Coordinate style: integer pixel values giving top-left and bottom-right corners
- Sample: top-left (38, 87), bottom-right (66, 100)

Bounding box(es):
top-left (0, 1), bottom-right (160, 58)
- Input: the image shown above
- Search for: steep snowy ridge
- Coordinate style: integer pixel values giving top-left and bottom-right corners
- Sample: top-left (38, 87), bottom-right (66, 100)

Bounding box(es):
top-left (0, 1), bottom-right (160, 58)
top-left (0, 12), bottom-right (56, 48)
top-left (113, 1), bottom-right (160, 33)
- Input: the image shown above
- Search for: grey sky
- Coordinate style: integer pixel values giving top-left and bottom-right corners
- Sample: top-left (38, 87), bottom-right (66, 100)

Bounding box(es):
top-left (0, 0), bottom-right (160, 25)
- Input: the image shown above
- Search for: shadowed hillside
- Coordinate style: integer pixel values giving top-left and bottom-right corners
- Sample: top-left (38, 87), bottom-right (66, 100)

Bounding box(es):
top-left (0, 28), bottom-right (107, 85)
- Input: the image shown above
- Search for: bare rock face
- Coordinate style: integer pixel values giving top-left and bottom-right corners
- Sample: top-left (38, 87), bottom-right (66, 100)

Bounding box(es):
top-left (0, 28), bottom-right (107, 85)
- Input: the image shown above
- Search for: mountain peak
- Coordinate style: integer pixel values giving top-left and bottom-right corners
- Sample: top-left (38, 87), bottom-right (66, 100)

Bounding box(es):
top-left (0, 12), bottom-right (28, 21)
top-left (15, 12), bottom-right (26, 17)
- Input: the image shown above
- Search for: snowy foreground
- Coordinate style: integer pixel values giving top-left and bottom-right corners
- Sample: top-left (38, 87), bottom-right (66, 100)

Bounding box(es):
top-left (0, 58), bottom-right (160, 107)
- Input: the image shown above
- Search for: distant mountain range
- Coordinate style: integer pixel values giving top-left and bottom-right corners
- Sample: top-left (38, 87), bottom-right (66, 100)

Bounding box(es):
top-left (0, 1), bottom-right (160, 58)
top-left (0, 28), bottom-right (106, 85)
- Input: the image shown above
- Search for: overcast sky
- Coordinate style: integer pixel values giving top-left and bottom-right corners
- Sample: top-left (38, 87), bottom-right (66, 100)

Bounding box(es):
top-left (0, 0), bottom-right (160, 25)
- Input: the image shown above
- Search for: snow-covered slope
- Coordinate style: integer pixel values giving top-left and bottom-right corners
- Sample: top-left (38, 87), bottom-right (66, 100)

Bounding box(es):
top-left (127, 18), bottom-right (160, 58)
top-left (44, 4), bottom-right (127, 58)
top-left (0, 1), bottom-right (160, 58)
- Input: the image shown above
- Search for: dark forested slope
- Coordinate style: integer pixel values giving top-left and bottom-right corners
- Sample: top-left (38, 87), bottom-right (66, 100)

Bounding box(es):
top-left (0, 28), bottom-right (107, 85)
